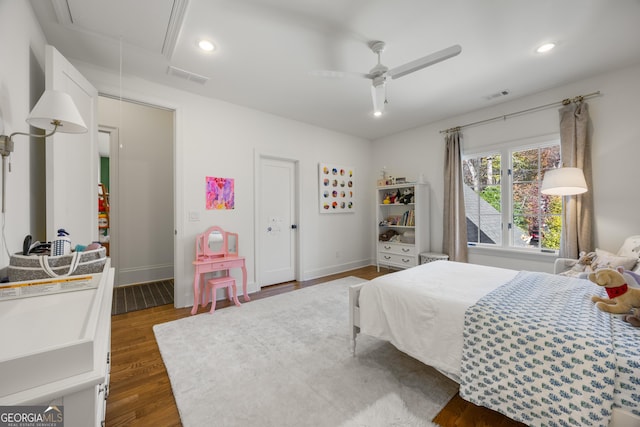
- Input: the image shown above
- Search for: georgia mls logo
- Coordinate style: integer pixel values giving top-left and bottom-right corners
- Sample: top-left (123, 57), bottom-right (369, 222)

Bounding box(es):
top-left (0, 405), bottom-right (64, 427)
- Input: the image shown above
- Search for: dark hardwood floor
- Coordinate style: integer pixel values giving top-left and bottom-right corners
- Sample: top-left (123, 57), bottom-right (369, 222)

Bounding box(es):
top-left (105, 265), bottom-right (525, 426)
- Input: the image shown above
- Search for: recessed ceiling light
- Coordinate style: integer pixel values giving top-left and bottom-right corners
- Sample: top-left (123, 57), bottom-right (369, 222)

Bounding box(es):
top-left (198, 40), bottom-right (215, 52)
top-left (536, 42), bottom-right (556, 53)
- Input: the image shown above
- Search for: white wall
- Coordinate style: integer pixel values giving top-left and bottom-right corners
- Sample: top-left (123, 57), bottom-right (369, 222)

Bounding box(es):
top-left (0, 1), bottom-right (47, 270)
top-left (372, 62), bottom-right (640, 272)
top-left (73, 62), bottom-right (373, 308)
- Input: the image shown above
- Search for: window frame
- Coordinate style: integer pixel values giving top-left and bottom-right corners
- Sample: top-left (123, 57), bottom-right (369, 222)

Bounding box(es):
top-left (462, 134), bottom-right (562, 253)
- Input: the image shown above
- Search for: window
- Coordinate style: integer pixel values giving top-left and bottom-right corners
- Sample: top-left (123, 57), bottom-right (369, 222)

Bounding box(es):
top-left (463, 139), bottom-right (562, 251)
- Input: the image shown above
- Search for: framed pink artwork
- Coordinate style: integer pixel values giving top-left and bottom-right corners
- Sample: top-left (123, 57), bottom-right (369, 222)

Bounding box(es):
top-left (206, 176), bottom-right (235, 210)
top-left (319, 163), bottom-right (355, 213)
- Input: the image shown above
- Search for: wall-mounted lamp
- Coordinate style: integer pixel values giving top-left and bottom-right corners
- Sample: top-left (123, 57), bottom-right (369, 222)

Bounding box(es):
top-left (0, 89), bottom-right (87, 212)
top-left (540, 167), bottom-right (588, 196)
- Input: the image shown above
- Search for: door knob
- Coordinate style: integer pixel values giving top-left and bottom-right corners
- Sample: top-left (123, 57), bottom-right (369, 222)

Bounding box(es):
top-left (291, 224), bottom-right (298, 229)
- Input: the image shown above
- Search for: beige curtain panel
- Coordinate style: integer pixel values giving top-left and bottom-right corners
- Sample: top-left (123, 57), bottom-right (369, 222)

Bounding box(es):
top-left (443, 130), bottom-right (468, 262)
top-left (558, 101), bottom-right (594, 258)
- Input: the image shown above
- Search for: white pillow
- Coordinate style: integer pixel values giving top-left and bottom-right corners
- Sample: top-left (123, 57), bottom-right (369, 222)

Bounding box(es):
top-left (591, 248), bottom-right (638, 271)
top-left (617, 235), bottom-right (640, 258)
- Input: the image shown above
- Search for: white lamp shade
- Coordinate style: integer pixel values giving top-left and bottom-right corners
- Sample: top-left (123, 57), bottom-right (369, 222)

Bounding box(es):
top-left (26, 90), bottom-right (87, 134)
top-left (541, 167), bottom-right (588, 196)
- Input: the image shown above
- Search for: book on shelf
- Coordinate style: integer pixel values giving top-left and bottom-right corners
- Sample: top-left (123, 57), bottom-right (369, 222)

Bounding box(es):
top-left (397, 209), bottom-right (415, 226)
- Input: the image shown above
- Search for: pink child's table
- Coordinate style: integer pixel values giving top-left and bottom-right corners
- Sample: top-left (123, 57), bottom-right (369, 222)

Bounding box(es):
top-left (191, 226), bottom-right (250, 315)
top-left (191, 255), bottom-right (249, 315)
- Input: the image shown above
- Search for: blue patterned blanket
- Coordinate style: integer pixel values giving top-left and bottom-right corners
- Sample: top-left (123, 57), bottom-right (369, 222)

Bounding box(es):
top-left (460, 271), bottom-right (640, 427)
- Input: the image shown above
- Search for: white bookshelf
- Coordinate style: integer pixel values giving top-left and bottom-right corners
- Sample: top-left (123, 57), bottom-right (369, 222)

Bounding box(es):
top-left (376, 183), bottom-right (430, 271)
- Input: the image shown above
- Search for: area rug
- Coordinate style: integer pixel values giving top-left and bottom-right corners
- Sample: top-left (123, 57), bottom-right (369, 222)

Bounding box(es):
top-left (112, 278), bottom-right (174, 315)
top-left (340, 393), bottom-right (440, 427)
top-left (153, 276), bottom-right (457, 427)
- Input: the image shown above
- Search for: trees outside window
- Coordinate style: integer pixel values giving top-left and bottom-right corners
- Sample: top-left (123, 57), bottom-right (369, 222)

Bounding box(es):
top-left (463, 140), bottom-right (562, 251)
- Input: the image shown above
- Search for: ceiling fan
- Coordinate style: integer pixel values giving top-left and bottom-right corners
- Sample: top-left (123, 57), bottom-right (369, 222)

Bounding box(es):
top-left (347, 41), bottom-right (462, 116)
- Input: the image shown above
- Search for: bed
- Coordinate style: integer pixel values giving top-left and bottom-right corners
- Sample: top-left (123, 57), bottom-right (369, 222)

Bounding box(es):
top-left (349, 260), bottom-right (640, 427)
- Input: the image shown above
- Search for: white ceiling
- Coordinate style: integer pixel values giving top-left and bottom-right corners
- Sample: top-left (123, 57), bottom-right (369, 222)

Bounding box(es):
top-left (30, 0), bottom-right (640, 140)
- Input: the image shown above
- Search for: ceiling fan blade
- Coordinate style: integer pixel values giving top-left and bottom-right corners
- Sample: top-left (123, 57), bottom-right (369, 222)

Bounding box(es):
top-left (309, 70), bottom-right (370, 80)
top-left (388, 44), bottom-right (462, 79)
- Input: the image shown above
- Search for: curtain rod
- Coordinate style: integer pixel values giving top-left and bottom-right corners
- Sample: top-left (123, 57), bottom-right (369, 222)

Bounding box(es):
top-left (439, 90), bottom-right (601, 134)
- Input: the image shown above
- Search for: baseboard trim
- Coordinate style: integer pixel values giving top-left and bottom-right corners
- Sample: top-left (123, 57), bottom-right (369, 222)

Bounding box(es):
top-left (302, 259), bottom-right (372, 281)
top-left (117, 263), bottom-right (174, 286)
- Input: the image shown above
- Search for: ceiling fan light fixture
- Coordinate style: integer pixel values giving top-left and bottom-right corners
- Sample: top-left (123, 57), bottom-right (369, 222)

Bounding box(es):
top-left (371, 80), bottom-right (386, 117)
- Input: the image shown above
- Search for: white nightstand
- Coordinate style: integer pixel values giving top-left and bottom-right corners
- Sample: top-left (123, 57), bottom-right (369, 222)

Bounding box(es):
top-left (419, 252), bottom-right (449, 264)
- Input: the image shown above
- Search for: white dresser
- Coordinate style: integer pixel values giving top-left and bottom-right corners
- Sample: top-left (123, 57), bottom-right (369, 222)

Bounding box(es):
top-left (0, 260), bottom-right (114, 427)
top-left (377, 241), bottom-right (418, 268)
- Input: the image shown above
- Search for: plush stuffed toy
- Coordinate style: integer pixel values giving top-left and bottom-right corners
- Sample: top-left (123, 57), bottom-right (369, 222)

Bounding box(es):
top-left (389, 191), bottom-right (399, 204)
top-left (379, 229), bottom-right (398, 242)
top-left (589, 267), bottom-right (640, 314)
top-left (399, 189), bottom-right (414, 205)
top-left (625, 308), bottom-right (640, 327)
top-left (575, 251), bottom-right (597, 271)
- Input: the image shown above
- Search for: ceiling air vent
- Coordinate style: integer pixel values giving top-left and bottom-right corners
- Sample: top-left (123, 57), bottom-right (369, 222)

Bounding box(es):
top-left (484, 89), bottom-right (510, 101)
top-left (167, 66), bottom-right (209, 85)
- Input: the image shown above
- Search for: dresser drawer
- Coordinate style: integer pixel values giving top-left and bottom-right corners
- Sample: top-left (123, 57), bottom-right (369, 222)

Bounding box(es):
top-left (215, 260), bottom-right (243, 269)
top-left (377, 252), bottom-right (417, 268)
top-left (378, 242), bottom-right (416, 256)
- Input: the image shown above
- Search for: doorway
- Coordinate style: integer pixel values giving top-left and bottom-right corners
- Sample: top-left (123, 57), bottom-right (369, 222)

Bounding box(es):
top-left (98, 96), bottom-right (174, 286)
top-left (256, 155), bottom-right (299, 287)
top-left (97, 127), bottom-right (115, 258)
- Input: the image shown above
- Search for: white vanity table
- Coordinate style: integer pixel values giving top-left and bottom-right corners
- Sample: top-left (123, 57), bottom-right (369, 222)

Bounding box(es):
top-left (0, 259), bottom-right (114, 427)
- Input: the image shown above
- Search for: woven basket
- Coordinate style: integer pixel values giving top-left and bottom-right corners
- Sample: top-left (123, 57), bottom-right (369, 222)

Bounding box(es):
top-left (8, 247), bottom-right (107, 282)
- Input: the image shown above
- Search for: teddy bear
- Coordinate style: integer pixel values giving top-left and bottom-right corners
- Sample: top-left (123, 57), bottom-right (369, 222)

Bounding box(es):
top-left (588, 267), bottom-right (640, 314)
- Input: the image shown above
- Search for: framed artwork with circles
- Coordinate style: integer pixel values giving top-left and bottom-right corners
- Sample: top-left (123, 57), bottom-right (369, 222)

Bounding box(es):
top-left (319, 163), bottom-right (355, 213)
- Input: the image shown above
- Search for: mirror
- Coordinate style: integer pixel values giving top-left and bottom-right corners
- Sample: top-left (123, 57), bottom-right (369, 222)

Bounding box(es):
top-left (227, 232), bottom-right (238, 255)
top-left (208, 230), bottom-right (224, 253)
top-left (196, 226), bottom-right (239, 259)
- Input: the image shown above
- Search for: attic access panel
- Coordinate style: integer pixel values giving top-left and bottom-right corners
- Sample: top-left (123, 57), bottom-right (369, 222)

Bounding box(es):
top-left (53, 0), bottom-right (186, 57)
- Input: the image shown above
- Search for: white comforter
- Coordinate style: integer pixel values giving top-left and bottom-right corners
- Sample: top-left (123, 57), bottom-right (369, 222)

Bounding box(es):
top-left (358, 260), bottom-right (517, 381)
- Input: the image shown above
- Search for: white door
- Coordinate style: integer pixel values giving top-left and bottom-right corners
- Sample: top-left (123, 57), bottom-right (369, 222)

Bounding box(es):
top-left (259, 157), bottom-right (297, 286)
top-left (45, 45), bottom-right (98, 244)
